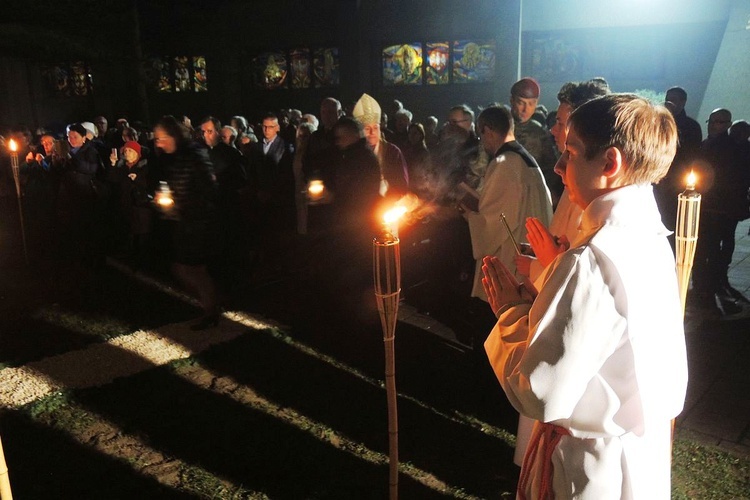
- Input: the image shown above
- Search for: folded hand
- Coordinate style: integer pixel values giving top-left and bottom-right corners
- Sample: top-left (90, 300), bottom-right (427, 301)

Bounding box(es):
top-left (526, 217), bottom-right (569, 267)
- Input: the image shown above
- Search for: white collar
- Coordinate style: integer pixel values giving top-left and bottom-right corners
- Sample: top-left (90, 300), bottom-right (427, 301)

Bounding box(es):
top-left (579, 184), bottom-right (670, 240)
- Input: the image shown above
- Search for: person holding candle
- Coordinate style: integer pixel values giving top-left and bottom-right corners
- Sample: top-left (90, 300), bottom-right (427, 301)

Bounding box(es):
top-left (21, 134), bottom-right (62, 264)
top-left (482, 94), bottom-right (687, 499)
top-left (152, 116), bottom-right (220, 330)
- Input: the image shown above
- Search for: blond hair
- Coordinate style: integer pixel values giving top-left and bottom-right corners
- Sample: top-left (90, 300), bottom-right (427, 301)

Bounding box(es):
top-left (568, 94), bottom-right (677, 185)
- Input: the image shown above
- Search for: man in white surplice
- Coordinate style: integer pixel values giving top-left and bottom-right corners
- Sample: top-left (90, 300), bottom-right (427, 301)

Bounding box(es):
top-left (482, 94), bottom-right (688, 499)
top-left (462, 106), bottom-right (552, 302)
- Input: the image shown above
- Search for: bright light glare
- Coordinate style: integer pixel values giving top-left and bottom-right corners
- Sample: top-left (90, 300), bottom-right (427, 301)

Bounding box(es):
top-left (308, 180), bottom-right (324, 195)
top-left (157, 195), bottom-right (174, 207)
top-left (383, 206), bottom-right (407, 224)
top-left (8, 139), bottom-right (17, 152)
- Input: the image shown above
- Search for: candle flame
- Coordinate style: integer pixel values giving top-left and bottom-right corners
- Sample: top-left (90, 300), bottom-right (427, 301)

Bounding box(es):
top-left (308, 180), bottom-right (325, 195)
top-left (157, 196), bottom-right (174, 207)
top-left (686, 170), bottom-right (696, 189)
top-left (8, 139), bottom-right (17, 152)
top-left (382, 193), bottom-right (420, 223)
top-left (383, 205), bottom-right (407, 224)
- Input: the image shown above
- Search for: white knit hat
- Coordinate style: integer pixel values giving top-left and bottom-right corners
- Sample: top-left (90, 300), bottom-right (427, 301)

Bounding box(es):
top-left (81, 121), bottom-right (97, 138)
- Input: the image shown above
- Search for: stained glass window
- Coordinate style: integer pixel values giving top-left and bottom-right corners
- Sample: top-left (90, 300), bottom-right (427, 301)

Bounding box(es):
top-left (452, 40), bottom-right (496, 83)
top-left (145, 57), bottom-right (172, 92)
top-left (173, 56), bottom-right (190, 92)
top-left (144, 55), bottom-right (208, 92)
top-left (42, 62), bottom-right (93, 96)
top-left (313, 48), bottom-right (339, 88)
top-left (289, 48), bottom-right (312, 89)
top-left (253, 51), bottom-right (288, 89)
top-left (193, 56), bottom-right (207, 92)
top-left (527, 36), bottom-right (582, 81)
top-left (382, 43), bottom-right (423, 85)
top-left (425, 42), bottom-right (450, 85)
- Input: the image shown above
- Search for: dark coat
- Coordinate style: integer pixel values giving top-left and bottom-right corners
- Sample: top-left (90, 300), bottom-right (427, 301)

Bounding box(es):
top-left (109, 158), bottom-right (153, 235)
top-left (702, 133), bottom-right (750, 220)
top-left (250, 135), bottom-right (294, 213)
top-left (377, 140), bottom-right (409, 198)
top-left (157, 143), bottom-right (218, 265)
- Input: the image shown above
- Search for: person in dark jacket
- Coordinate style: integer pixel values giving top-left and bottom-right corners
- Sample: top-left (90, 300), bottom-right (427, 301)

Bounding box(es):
top-left (107, 140), bottom-right (152, 268)
top-left (56, 123), bottom-right (107, 299)
top-left (153, 116), bottom-right (220, 329)
top-left (21, 134), bottom-right (63, 264)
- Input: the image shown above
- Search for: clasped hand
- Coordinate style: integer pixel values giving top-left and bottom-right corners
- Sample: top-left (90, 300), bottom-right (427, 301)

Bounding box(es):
top-left (526, 217), bottom-right (569, 268)
top-left (481, 256), bottom-right (535, 317)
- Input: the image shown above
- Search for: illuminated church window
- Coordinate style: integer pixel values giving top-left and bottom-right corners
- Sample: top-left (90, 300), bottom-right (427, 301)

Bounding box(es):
top-left (425, 42), bottom-right (450, 85)
top-left (145, 56), bottom-right (208, 92)
top-left (290, 48), bottom-right (312, 89)
top-left (193, 56), bottom-right (207, 92)
top-left (382, 43), bottom-right (423, 86)
top-left (452, 40), bottom-right (496, 83)
top-left (253, 51), bottom-right (288, 89)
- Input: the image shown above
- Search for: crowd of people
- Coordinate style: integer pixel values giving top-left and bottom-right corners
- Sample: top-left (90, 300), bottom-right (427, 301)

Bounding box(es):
top-left (1, 79), bottom-right (749, 322)
top-left (1, 76), bottom-right (750, 496)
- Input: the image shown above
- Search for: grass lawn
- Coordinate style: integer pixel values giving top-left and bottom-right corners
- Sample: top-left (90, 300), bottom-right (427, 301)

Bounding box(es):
top-left (1, 261), bottom-right (748, 498)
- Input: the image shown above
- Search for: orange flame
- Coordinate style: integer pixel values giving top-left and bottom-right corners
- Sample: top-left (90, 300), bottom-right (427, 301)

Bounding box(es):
top-left (8, 138), bottom-right (17, 152)
top-left (383, 205), bottom-right (407, 224)
top-left (686, 170), bottom-right (696, 190)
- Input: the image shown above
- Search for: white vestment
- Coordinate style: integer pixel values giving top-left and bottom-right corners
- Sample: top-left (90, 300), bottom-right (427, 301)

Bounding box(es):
top-left (466, 144), bottom-right (552, 301)
top-left (518, 187), bottom-right (584, 465)
top-left (485, 184), bottom-right (688, 499)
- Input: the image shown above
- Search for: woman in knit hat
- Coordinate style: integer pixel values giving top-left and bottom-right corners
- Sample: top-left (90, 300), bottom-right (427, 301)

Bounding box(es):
top-left (108, 140), bottom-right (152, 267)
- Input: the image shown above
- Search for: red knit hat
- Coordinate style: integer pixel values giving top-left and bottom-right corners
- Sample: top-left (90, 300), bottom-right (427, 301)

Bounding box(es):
top-left (121, 141), bottom-right (142, 157)
top-left (511, 77), bottom-right (540, 99)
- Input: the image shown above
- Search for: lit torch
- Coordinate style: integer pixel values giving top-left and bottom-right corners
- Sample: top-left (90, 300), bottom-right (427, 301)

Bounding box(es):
top-left (8, 139), bottom-right (29, 264)
top-left (373, 203), bottom-right (405, 500)
top-left (675, 170), bottom-right (701, 315)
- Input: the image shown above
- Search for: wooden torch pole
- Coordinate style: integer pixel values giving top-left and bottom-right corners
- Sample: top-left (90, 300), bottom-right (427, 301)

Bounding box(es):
top-left (374, 230), bottom-right (401, 500)
top-left (0, 436), bottom-right (13, 500)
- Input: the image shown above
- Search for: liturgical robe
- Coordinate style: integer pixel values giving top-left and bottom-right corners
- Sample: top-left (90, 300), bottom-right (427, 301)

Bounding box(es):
top-left (486, 184), bottom-right (688, 499)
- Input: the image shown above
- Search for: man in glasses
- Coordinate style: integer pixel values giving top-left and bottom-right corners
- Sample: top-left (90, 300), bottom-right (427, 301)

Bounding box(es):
top-left (692, 108), bottom-right (750, 311)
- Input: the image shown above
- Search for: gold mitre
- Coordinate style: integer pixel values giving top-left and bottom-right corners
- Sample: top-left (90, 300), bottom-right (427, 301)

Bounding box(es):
top-left (353, 93), bottom-right (381, 125)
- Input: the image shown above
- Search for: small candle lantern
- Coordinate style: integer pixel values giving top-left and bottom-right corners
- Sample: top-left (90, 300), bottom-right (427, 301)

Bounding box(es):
top-left (154, 181), bottom-right (174, 209)
top-left (306, 179), bottom-right (327, 205)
